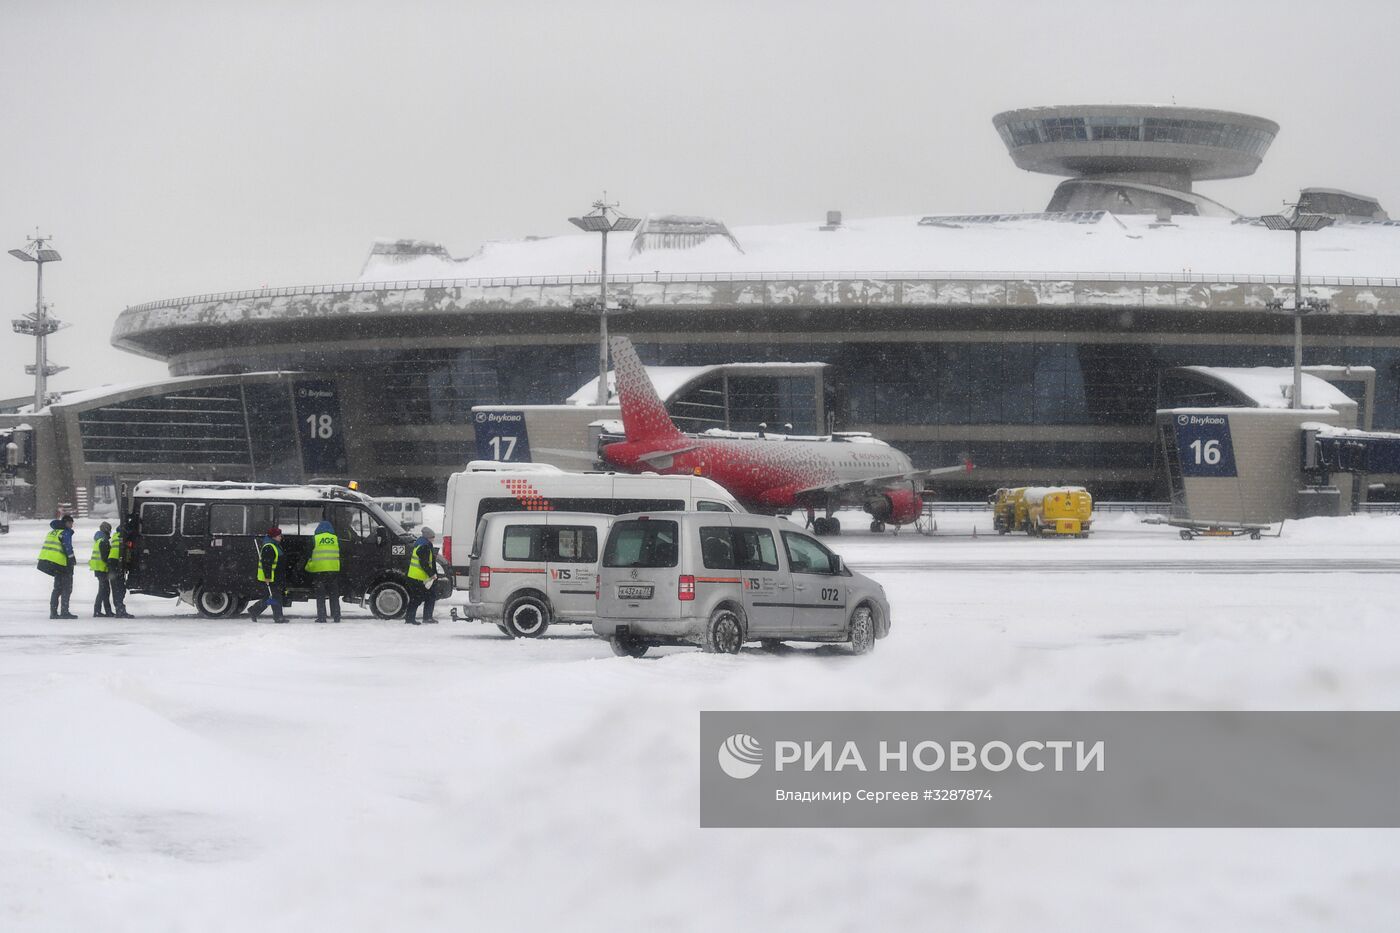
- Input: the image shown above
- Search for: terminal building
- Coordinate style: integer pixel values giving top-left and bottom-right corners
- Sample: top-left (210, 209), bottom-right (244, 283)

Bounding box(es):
top-left (4, 103), bottom-right (1400, 517)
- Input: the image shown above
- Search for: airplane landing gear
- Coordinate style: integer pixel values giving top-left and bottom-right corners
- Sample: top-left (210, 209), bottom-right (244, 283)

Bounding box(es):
top-left (813, 516), bottom-right (842, 536)
top-left (869, 520), bottom-right (886, 533)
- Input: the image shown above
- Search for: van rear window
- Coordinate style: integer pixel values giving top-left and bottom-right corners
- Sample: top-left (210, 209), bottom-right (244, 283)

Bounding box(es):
top-left (503, 526), bottom-right (545, 561)
top-left (701, 526), bottom-right (779, 571)
top-left (210, 504), bottom-right (248, 535)
top-left (140, 502), bottom-right (175, 536)
top-left (604, 520), bottom-right (679, 569)
top-left (553, 527), bottom-right (598, 562)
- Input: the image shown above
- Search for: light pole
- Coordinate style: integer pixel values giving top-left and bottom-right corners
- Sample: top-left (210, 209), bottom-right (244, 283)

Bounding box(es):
top-left (1261, 211), bottom-right (1334, 410)
top-left (9, 234), bottom-right (66, 412)
top-left (569, 198), bottom-right (640, 406)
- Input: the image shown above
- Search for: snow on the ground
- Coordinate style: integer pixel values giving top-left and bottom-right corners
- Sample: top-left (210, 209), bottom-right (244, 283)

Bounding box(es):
top-left (3, 513), bottom-right (1400, 932)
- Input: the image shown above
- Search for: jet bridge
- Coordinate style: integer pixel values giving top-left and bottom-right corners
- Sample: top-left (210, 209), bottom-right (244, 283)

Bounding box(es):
top-left (1303, 424), bottom-right (1400, 479)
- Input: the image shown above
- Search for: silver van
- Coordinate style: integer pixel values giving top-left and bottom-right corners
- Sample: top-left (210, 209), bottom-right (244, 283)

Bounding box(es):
top-left (460, 511), bottom-right (612, 637)
top-left (594, 512), bottom-right (891, 657)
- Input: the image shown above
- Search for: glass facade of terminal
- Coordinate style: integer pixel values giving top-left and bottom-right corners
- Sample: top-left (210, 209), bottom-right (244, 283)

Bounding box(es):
top-left (78, 386), bottom-right (251, 465)
top-left (669, 374), bottom-right (821, 434)
top-left (359, 342), bottom-right (1398, 430)
top-left (998, 115), bottom-right (1275, 155)
top-left (106, 335), bottom-right (1397, 502)
top-left (75, 380), bottom-right (315, 481)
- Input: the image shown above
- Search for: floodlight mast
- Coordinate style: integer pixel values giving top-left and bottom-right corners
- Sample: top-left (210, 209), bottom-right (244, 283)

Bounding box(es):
top-left (569, 197), bottom-right (640, 406)
top-left (9, 233), bottom-right (64, 412)
top-left (1260, 209), bottom-right (1335, 410)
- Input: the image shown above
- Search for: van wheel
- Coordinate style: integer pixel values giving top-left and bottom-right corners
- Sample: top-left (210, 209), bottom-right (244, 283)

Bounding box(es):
top-left (368, 581), bottom-right (409, 619)
top-left (503, 595), bottom-right (551, 638)
top-left (610, 634), bottom-right (649, 658)
top-left (703, 607), bottom-right (744, 654)
top-left (194, 587), bottom-right (239, 619)
top-left (849, 605), bottom-right (876, 655)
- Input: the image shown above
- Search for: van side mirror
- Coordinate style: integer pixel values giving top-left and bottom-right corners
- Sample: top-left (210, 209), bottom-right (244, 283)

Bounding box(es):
top-left (375, 527), bottom-right (386, 546)
top-left (831, 555), bottom-right (843, 574)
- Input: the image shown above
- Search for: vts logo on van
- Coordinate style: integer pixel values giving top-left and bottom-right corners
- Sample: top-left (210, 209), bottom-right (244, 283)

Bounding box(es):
top-left (551, 569), bottom-right (572, 580)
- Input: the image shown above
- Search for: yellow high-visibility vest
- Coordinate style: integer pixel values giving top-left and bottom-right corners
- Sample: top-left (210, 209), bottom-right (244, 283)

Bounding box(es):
top-left (38, 529), bottom-right (69, 569)
top-left (305, 532), bottom-right (341, 573)
top-left (257, 540), bottom-right (281, 582)
top-left (406, 541), bottom-right (431, 581)
top-left (89, 535), bottom-right (109, 573)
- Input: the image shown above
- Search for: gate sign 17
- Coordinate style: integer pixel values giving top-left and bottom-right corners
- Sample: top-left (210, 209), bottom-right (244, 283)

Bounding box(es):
top-left (1174, 413), bottom-right (1238, 478)
top-left (473, 410), bottom-right (532, 462)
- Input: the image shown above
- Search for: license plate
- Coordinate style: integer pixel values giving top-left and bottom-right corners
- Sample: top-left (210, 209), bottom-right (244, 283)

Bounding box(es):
top-left (617, 584), bottom-right (653, 600)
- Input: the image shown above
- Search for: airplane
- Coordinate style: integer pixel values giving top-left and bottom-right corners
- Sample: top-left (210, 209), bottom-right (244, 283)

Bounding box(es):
top-left (598, 336), bottom-right (972, 535)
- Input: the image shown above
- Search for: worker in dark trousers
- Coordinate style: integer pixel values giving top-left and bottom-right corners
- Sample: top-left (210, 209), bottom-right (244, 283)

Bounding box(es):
top-left (305, 519), bottom-right (342, 623)
top-left (37, 514), bottom-right (78, 619)
top-left (107, 521), bottom-right (134, 618)
top-left (90, 521), bottom-right (114, 617)
top-left (247, 527), bottom-right (287, 623)
top-left (403, 526), bottom-right (438, 625)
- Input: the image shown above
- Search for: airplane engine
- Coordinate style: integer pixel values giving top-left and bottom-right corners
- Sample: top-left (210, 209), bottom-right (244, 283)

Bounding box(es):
top-left (864, 487), bottom-right (923, 525)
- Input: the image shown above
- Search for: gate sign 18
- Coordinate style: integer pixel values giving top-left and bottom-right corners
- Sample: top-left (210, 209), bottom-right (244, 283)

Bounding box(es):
top-left (293, 379), bottom-right (348, 475)
top-left (473, 410), bottom-right (532, 462)
top-left (1174, 413), bottom-right (1238, 478)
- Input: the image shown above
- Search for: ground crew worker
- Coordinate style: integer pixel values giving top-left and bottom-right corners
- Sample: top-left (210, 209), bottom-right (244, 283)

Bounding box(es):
top-left (305, 519), bottom-right (342, 623)
top-left (107, 521), bottom-right (134, 618)
top-left (90, 521), bottom-right (114, 617)
top-left (37, 514), bottom-right (77, 619)
top-left (403, 526), bottom-right (438, 625)
top-left (248, 526), bottom-right (287, 623)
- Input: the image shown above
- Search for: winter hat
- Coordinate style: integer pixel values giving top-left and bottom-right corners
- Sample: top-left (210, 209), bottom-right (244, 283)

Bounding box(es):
top-left (99, 521), bottom-right (112, 533)
top-left (421, 527), bottom-right (436, 539)
top-left (267, 526), bottom-right (283, 538)
top-left (60, 514), bottom-right (74, 524)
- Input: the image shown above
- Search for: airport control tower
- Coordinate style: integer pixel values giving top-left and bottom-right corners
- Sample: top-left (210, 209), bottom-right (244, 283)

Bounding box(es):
top-left (993, 104), bottom-right (1279, 216)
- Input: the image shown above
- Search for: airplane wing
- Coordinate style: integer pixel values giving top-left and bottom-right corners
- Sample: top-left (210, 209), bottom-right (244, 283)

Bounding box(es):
top-left (792, 462), bottom-right (971, 497)
top-left (636, 446), bottom-right (702, 465)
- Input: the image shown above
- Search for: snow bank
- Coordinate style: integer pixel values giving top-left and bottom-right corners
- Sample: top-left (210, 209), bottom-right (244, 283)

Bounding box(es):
top-left (2, 515), bottom-right (1399, 930)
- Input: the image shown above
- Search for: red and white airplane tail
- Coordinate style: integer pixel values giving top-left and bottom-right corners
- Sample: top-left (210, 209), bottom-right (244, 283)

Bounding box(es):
top-left (609, 336), bottom-right (686, 445)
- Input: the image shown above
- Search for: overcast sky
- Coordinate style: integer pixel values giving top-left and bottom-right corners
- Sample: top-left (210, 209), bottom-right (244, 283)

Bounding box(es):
top-left (2, 0), bottom-right (1397, 400)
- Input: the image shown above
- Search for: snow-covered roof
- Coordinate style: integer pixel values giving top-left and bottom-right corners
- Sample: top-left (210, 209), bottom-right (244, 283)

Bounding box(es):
top-left (133, 481), bottom-right (372, 503)
top-left (357, 213), bottom-right (1400, 283)
top-left (1301, 421), bottom-right (1400, 439)
top-left (567, 362), bottom-right (825, 406)
top-left (568, 366), bottom-right (708, 407)
top-left (1179, 366), bottom-right (1358, 410)
top-left (20, 372), bottom-right (305, 414)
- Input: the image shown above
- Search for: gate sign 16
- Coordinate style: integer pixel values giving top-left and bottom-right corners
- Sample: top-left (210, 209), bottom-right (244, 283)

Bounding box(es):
top-left (473, 410), bottom-right (532, 462)
top-left (1174, 413), bottom-right (1238, 478)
